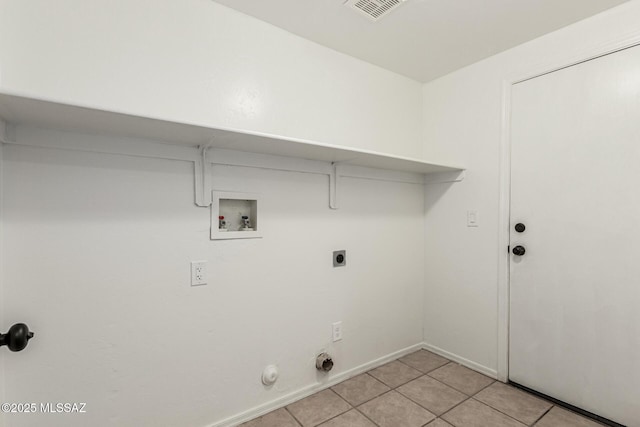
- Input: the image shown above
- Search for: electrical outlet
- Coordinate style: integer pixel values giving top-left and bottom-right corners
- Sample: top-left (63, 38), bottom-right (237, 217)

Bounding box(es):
top-left (332, 321), bottom-right (343, 342)
top-left (333, 250), bottom-right (346, 267)
top-left (191, 261), bottom-right (207, 286)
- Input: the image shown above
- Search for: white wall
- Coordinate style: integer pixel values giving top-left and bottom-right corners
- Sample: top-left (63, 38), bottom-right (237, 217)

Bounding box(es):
top-left (422, 0), bottom-right (640, 377)
top-left (0, 0), bottom-right (423, 158)
top-left (0, 3), bottom-right (428, 424)
top-left (7, 0), bottom-right (639, 424)
top-left (1, 131), bottom-right (425, 426)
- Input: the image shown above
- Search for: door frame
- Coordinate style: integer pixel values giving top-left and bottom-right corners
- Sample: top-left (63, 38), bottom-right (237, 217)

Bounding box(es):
top-left (496, 32), bottom-right (640, 382)
top-left (0, 126), bottom-right (4, 418)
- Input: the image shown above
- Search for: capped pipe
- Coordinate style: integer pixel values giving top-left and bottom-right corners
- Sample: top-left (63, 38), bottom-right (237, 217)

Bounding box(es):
top-left (316, 353), bottom-right (333, 372)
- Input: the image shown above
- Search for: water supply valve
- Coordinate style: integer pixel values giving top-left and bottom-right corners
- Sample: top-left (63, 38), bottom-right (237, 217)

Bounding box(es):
top-left (240, 215), bottom-right (253, 231)
top-left (218, 215), bottom-right (228, 231)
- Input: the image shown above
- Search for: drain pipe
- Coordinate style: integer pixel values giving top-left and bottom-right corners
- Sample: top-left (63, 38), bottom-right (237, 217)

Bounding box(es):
top-left (316, 353), bottom-right (334, 372)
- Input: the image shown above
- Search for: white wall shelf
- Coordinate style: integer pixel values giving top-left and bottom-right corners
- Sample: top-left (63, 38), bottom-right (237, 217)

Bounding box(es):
top-left (0, 93), bottom-right (464, 173)
top-left (0, 92), bottom-right (465, 208)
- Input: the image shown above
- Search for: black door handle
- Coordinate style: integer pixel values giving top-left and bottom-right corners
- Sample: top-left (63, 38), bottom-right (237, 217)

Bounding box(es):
top-left (512, 245), bottom-right (526, 256)
top-left (0, 323), bottom-right (34, 352)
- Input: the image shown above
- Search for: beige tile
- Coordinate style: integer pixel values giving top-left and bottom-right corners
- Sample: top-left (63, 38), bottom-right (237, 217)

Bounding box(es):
top-left (397, 375), bottom-right (467, 415)
top-left (475, 382), bottom-right (552, 425)
top-left (427, 419), bottom-right (454, 427)
top-left (428, 363), bottom-right (494, 395)
top-left (331, 374), bottom-right (390, 406)
top-left (358, 390), bottom-right (436, 427)
top-left (286, 389), bottom-right (351, 427)
top-left (318, 409), bottom-right (377, 427)
top-left (368, 360), bottom-right (422, 388)
top-left (399, 350), bottom-right (450, 373)
top-left (535, 406), bottom-right (604, 427)
top-left (240, 408), bottom-right (300, 427)
top-left (441, 399), bottom-right (527, 427)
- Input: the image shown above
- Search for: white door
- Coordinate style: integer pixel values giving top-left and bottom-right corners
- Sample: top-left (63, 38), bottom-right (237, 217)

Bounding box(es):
top-left (509, 44), bottom-right (640, 427)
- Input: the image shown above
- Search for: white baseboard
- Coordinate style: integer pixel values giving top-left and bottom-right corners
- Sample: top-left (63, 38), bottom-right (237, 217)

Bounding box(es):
top-left (421, 342), bottom-right (498, 380)
top-left (209, 343), bottom-right (424, 427)
top-left (209, 342), bottom-right (499, 427)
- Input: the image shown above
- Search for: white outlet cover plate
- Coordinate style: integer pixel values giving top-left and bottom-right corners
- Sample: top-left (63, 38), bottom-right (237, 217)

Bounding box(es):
top-left (467, 210), bottom-right (479, 227)
top-left (332, 321), bottom-right (343, 342)
top-left (191, 260), bottom-right (207, 286)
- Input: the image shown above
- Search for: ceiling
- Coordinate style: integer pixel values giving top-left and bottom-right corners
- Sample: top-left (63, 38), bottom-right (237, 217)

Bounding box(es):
top-left (212, 0), bottom-right (628, 82)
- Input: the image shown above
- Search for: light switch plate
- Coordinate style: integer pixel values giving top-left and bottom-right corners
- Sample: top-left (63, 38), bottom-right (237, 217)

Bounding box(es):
top-left (467, 210), bottom-right (479, 227)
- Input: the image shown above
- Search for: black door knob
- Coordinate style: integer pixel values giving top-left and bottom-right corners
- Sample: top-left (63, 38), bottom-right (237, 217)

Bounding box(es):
top-left (515, 223), bottom-right (526, 233)
top-left (0, 323), bottom-right (35, 352)
top-left (512, 245), bottom-right (526, 256)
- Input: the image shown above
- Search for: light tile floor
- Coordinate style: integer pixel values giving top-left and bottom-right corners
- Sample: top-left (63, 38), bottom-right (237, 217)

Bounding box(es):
top-left (240, 350), bottom-right (605, 427)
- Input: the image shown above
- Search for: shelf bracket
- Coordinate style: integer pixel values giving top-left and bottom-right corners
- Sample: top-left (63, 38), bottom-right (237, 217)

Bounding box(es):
top-left (194, 142), bottom-right (213, 207)
top-left (329, 162), bottom-right (342, 210)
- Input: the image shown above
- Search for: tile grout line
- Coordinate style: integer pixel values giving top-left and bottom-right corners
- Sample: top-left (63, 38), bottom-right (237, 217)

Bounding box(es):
top-left (393, 355), bottom-right (492, 421)
top-left (471, 384), bottom-right (555, 426)
top-left (395, 355), bottom-right (450, 375)
top-left (370, 359), bottom-right (423, 388)
top-left (357, 389), bottom-right (435, 427)
top-left (368, 373), bottom-right (420, 389)
top-left (392, 378), bottom-right (448, 419)
top-left (436, 379), bottom-right (498, 421)
top-left (531, 405), bottom-right (554, 426)
top-left (284, 406), bottom-right (304, 427)
top-left (323, 353), bottom-right (491, 426)
top-left (468, 397), bottom-right (536, 426)
top-left (395, 357), bottom-right (484, 398)
top-left (435, 395), bottom-right (474, 422)
top-left (425, 365), bottom-right (497, 396)
top-left (354, 406), bottom-right (383, 427)
top-left (355, 389), bottom-right (397, 427)
top-left (386, 383), bottom-right (438, 422)
top-left (308, 389), bottom-right (354, 426)
top-left (420, 370), bottom-right (491, 396)
top-left (387, 361), bottom-right (459, 425)
top-left (331, 373), bottom-right (391, 408)
top-left (423, 377), bottom-right (565, 427)
top-left (422, 417), bottom-right (445, 427)
top-left (470, 378), bottom-right (500, 395)
top-left (310, 407), bottom-right (351, 427)
top-left (361, 351), bottom-right (454, 396)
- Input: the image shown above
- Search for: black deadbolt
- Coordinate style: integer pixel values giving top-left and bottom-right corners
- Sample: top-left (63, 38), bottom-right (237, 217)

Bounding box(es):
top-left (512, 245), bottom-right (526, 256)
top-left (515, 223), bottom-right (526, 233)
top-left (0, 323), bottom-right (34, 352)
top-left (336, 254), bottom-right (344, 264)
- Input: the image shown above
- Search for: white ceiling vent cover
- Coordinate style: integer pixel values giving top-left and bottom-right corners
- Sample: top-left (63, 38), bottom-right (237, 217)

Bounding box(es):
top-left (344, 0), bottom-right (406, 22)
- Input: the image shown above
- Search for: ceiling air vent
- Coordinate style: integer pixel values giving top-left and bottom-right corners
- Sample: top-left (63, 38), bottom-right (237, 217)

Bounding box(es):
top-left (344, 0), bottom-right (406, 22)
